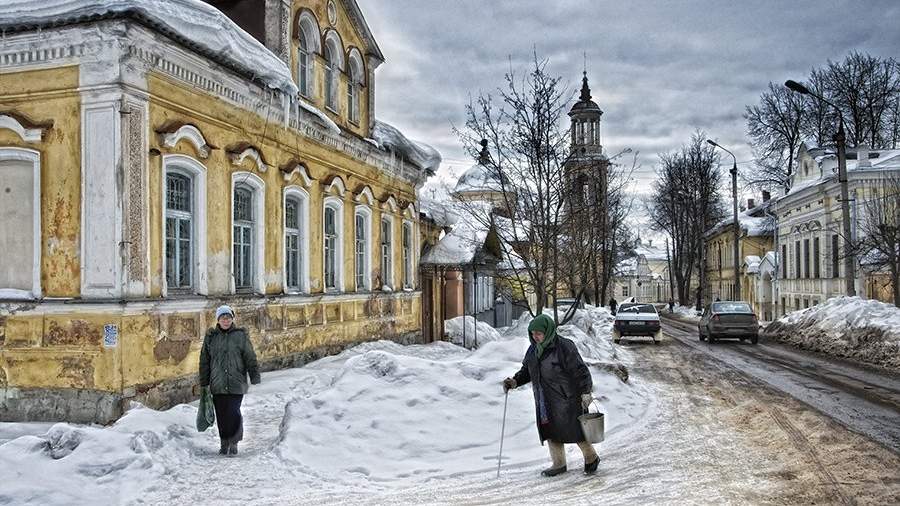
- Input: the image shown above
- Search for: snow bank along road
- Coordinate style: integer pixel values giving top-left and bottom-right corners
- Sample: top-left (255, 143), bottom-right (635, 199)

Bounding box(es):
top-left (660, 314), bottom-right (900, 454)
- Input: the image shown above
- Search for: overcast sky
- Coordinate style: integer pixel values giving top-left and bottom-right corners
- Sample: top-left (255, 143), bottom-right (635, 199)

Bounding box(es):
top-left (359, 0), bottom-right (900, 199)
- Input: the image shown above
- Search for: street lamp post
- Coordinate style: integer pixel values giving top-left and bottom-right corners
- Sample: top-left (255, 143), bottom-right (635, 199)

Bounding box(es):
top-left (707, 140), bottom-right (741, 301)
top-left (785, 80), bottom-right (856, 296)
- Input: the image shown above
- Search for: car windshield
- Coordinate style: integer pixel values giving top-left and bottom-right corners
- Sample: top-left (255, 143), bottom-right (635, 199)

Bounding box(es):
top-left (618, 303), bottom-right (656, 314)
top-left (712, 302), bottom-right (752, 313)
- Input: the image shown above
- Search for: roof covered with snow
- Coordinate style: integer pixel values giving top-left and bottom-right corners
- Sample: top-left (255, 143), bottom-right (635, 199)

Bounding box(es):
top-left (420, 221), bottom-right (488, 266)
top-left (0, 0), bottom-right (299, 95)
top-left (370, 121), bottom-right (442, 175)
top-left (704, 198), bottom-right (775, 239)
top-left (787, 146), bottom-right (900, 197)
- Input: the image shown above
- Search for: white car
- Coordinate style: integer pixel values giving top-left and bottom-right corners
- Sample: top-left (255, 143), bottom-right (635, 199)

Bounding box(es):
top-left (613, 303), bottom-right (662, 344)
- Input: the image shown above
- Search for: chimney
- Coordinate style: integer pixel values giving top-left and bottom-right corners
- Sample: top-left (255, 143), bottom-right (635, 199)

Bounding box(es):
top-left (747, 198), bottom-right (755, 209)
top-left (857, 145), bottom-right (871, 168)
top-left (762, 190), bottom-right (771, 202)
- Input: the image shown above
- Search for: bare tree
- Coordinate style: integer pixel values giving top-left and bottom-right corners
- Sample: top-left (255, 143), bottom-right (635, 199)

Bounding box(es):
top-left (455, 54), bottom-right (578, 321)
top-left (855, 175), bottom-right (900, 307)
top-left (648, 131), bottom-right (726, 305)
top-left (745, 82), bottom-right (806, 193)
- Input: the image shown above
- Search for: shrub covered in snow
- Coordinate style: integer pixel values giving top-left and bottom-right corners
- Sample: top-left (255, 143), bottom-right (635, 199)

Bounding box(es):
top-left (764, 296), bottom-right (900, 370)
top-left (671, 304), bottom-right (701, 322)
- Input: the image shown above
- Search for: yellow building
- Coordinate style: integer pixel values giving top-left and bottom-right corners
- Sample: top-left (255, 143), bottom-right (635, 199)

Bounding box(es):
top-left (0, 0), bottom-right (440, 422)
top-left (703, 198), bottom-right (774, 312)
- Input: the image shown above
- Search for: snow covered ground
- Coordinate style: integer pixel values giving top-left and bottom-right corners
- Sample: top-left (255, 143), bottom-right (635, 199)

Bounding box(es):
top-left (765, 296), bottom-right (900, 370)
top-left (0, 307), bottom-right (651, 505)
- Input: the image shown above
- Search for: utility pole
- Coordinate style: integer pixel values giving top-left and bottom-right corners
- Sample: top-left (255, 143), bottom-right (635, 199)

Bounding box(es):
top-left (707, 140), bottom-right (742, 300)
top-left (785, 80), bottom-right (856, 296)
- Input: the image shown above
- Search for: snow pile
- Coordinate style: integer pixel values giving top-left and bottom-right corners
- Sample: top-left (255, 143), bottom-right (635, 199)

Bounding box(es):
top-left (765, 296), bottom-right (900, 370)
top-left (0, 0), bottom-right (298, 95)
top-left (371, 120), bottom-right (442, 175)
top-left (0, 309), bottom-right (649, 500)
top-left (671, 304), bottom-right (701, 323)
top-left (298, 99), bottom-right (341, 134)
top-left (0, 403), bottom-right (208, 504)
top-left (444, 315), bottom-right (503, 348)
top-left (276, 320), bottom-right (646, 485)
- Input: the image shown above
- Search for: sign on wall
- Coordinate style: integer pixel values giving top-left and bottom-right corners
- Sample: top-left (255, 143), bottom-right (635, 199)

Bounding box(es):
top-left (103, 324), bottom-right (118, 348)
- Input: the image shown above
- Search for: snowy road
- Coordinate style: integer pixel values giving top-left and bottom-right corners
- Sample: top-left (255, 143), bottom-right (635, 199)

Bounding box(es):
top-left (660, 314), bottom-right (900, 454)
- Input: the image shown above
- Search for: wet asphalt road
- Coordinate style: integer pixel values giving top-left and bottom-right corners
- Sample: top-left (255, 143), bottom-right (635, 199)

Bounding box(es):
top-left (659, 314), bottom-right (900, 455)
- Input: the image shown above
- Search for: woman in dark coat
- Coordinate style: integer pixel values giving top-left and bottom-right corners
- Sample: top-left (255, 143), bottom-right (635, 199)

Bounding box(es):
top-left (503, 314), bottom-right (599, 476)
top-left (199, 305), bottom-right (260, 456)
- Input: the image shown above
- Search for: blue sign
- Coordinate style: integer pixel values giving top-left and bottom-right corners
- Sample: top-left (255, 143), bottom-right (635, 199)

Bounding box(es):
top-left (103, 324), bottom-right (118, 348)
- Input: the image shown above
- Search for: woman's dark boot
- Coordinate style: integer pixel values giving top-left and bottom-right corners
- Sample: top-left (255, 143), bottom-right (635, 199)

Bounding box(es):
top-left (584, 457), bottom-right (600, 474)
top-left (219, 441), bottom-right (227, 455)
top-left (227, 442), bottom-right (238, 456)
top-left (541, 465), bottom-right (567, 477)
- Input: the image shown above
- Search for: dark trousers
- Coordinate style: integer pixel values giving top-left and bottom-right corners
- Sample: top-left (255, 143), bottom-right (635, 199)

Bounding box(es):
top-left (212, 394), bottom-right (244, 443)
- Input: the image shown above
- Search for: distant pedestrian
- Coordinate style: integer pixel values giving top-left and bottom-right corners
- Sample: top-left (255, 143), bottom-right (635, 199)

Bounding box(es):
top-left (502, 314), bottom-right (599, 477)
top-left (199, 305), bottom-right (260, 456)
top-left (608, 297), bottom-right (617, 316)
top-left (668, 299), bottom-right (674, 313)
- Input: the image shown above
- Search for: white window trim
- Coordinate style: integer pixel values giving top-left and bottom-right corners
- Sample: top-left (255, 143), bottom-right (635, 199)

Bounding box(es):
top-left (0, 147), bottom-right (41, 299)
top-left (296, 11), bottom-right (321, 98)
top-left (230, 171), bottom-right (266, 294)
top-left (283, 186), bottom-right (310, 294)
top-left (381, 214), bottom-right (394, 290)
top-left (323, 196), bottom-right (344, 292)
top-left (354, 205), bottom-right (372, 291)
top-left (162, 155), bottom-right (208, 296)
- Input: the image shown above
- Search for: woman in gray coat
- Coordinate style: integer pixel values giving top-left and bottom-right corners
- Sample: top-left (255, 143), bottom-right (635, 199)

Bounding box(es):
top-left (199, 305), bottom-right (260, 455)
top-left (503, 314), bottom-right (599, 476)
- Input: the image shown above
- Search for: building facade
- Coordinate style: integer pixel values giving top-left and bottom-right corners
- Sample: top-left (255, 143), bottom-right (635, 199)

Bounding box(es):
top-left (0, 0), bottom-right (439, 422)
top-left (772, 143), bottom-right (900, 315)
top-left (703, 197), bottom-right (775, 310)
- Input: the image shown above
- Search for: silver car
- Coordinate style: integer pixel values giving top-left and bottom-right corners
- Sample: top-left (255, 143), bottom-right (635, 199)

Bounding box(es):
top-left (698, 301), bottom-right (759, 344)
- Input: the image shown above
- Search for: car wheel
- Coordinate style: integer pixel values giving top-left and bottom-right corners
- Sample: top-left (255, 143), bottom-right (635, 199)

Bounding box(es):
top-left (739, 336), bottom-right (746, 342)
top-left (750, 334), bottom-right (759, 345)
top-left (698, 328), bottom-right (706, 341)
top-left (708, 334), bottom-right (717, 344)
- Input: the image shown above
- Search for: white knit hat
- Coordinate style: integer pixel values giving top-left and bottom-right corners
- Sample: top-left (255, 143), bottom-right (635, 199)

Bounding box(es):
top-left (215, 305), bottom-right (234, 320)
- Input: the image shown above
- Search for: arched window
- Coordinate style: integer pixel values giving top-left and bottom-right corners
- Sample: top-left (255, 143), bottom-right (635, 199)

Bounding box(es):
top-left (355, 207), bottom-right (372, 291)
top-left (325, 44), bottom-right (338, 111)
top-left (283, 187), bottom-right (309, 294)
top-left (165, 173), bottom-right (192, 289)
top-left (323, 198), bottom-right (344, 291)
top-left (162, 155), bottom-right (207, 295)
top-left (323, 31), bottom-right (344, 113)
top-left (233, 186), bottom-right (254, 290)
top-left (298, 30), bottom-right (312, 97)
top-left (381, 215), bottom-right (393, 289)
top-left (231, 172), bottom-right (265, 293)
top-left (347, 50), bottom-right (364, 124)
top-left (0, 147), bottom-right (41, 299)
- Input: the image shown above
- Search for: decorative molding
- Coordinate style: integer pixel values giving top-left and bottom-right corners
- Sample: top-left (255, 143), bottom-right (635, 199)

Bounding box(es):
top-left (0, 113), bottom-right (48, 143)
top-left (380, 194), bottom-right (399, 213)
top-left (280, 160), bottom-right (313, 187)
top-left (229, 145), bottom-right (269, 173)
top-left (123, 98), bottom-right (149, 295)
top-left (160, 124), bottom-right (212, 159)
top-left (353, 185), bottom-right (375, 205)
top-left (322, 175), bottom-right (347, 197)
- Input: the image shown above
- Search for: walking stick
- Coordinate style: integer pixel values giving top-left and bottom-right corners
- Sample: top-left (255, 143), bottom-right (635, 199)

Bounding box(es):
top-left (496, 389), bottom-right (509, 478)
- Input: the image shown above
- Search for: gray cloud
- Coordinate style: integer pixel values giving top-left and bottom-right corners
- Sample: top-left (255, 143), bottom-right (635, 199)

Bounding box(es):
top-left (359, 0), bottom-right (900, 196)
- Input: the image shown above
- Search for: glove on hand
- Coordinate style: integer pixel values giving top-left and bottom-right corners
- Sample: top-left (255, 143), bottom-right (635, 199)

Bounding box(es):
top-left (581, 394), bottom-right (593, 410)
top-left (503, 377), bottom-right (517, 392)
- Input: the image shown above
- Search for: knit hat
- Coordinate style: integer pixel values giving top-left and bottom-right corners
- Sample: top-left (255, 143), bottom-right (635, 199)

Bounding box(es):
top-left (215, 305), bottom-right (234, 320)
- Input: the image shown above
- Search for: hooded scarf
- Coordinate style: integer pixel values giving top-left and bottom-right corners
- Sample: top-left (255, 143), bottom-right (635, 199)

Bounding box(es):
top-left (528, 314), bottom-right (558, 359)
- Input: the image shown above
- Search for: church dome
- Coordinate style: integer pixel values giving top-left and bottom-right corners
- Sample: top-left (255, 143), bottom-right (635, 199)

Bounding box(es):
top-left (454, 140), bottom-right (510, 194)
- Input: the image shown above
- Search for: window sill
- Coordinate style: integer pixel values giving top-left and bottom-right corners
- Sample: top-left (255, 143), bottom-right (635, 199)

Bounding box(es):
top-left (325, 105), bottom-right (339, 115)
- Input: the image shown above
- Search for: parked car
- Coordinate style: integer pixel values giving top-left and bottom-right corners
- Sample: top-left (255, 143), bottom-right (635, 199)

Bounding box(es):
top-left (613, 303), bottom-right (662, 344)
top-left (698, 301), bottom-right (759, 344)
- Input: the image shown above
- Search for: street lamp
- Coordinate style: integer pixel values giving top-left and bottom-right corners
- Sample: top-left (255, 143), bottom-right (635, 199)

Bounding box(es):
top-left (707, 139), bottom-right (741, 301)
top-left (785, 79), bottom-right (856, 296)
